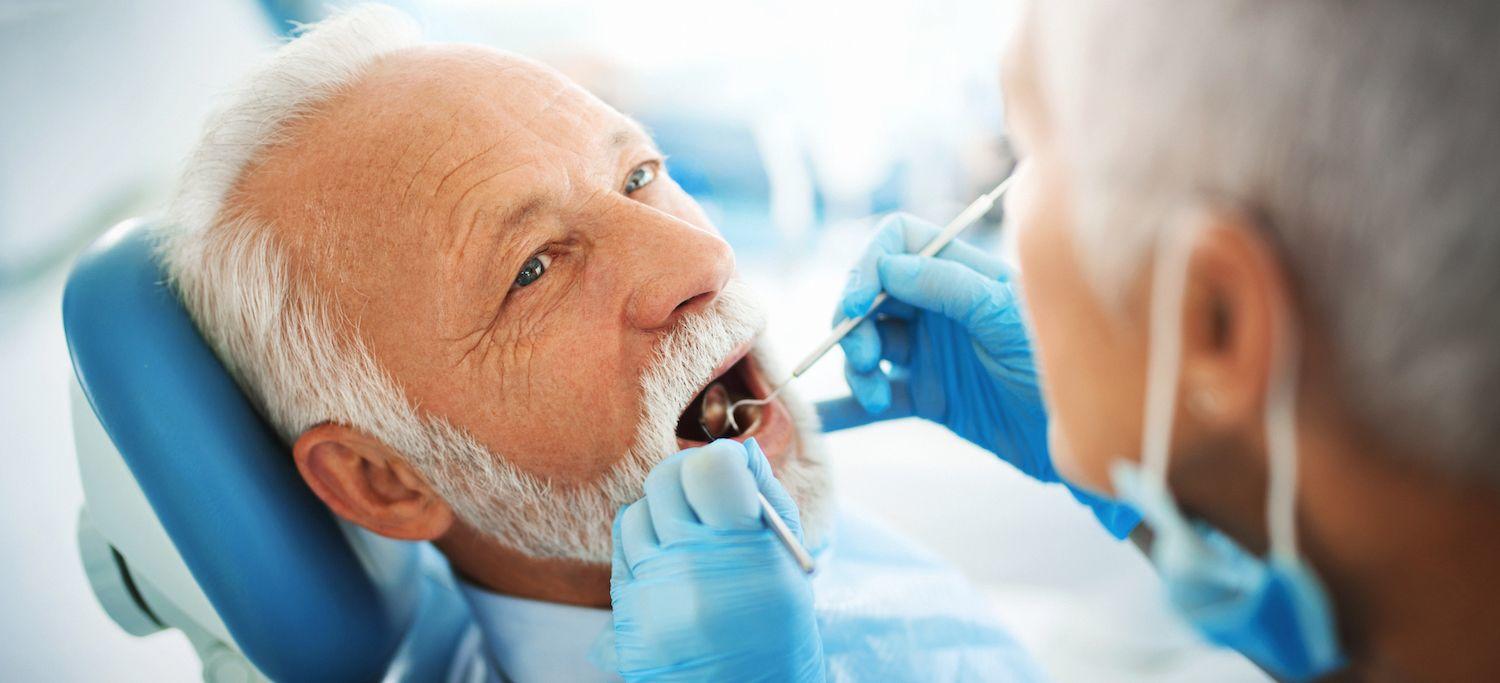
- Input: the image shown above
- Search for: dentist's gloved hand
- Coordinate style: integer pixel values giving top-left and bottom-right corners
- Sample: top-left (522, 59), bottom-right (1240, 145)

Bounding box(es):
top-left (610, 438), bottom-right (824, 683)
top-left (836, 213), bottom-right (1138, 538)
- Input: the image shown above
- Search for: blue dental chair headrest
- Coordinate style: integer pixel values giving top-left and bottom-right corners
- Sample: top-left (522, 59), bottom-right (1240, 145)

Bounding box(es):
top-left (63, 219), bottom-right (469, 681)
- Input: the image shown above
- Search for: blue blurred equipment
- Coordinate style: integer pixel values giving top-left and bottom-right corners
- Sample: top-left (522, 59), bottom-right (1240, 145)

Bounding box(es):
top-left (831, 211), bottom-right (1140, 539)
top-left (610, 438), bottom-right (824, 682)
top-left (63, 219), bottom-right (481, 682)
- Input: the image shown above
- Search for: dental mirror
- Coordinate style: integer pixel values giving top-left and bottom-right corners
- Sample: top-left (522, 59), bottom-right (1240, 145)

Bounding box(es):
top-left (698, 382), bottom-right (768, 440)
top-left (698, 383), bottom-right (731, 439)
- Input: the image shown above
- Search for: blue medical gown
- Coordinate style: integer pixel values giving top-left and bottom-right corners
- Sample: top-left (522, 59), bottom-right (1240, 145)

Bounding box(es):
top-left (809, 508), bottom-right (1046, 682)
top-left (571, 506), bottom-right (1046, 682)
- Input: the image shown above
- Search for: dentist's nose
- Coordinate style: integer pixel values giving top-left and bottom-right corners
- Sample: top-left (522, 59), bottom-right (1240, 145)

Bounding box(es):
top-left (624, 214), bottom-right (735, 331)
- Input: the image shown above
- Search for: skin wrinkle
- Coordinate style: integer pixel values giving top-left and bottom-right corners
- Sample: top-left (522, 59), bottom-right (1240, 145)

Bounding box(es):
top-left (447, 189), bottom-right (563, 372)
top-left (445, 165), bottom-right (541, 265)
top-left (399, 114), bottom-right (461, 207)
top-left (386, 109), bottom-right (432, 198)
top-left (441, 164), bottom-right (527, 286)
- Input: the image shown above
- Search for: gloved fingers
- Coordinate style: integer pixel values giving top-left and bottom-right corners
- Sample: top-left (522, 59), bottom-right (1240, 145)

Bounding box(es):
top-left (877, 254), bottom-right (1018, 336)
top-left (680, 440), bottom-right (762, 531)
top-left (844, 358), bottom-right (893, 414)
top-left (616, 499), bottom-right (658, 572)
top-left (838, 316), bottom-right (883, 373)
top-left (642, 452), bottom-right (698, 545)
top-left (875, 299), bottom-right (918, 321)
top-left (744, 437), bottom-right (803, 541)
top-left (885, 376), bottom-right (918, 419)
top-left (839, 214), bottom-right (913, 319)
top-left (890, 213), bottom-right (1011, 282)
top-left (833, 293), bottom-right (918, 329)
top-left (814, 395), bottom-right (890, 431)
top-left (878, 317), bottom-right (913, 366)
top-left (839, 315), bottom-right (911, 374)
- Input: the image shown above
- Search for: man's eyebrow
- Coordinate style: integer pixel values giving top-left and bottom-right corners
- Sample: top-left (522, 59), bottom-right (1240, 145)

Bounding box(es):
top-left (608, 122), bottom-right (659, 153)
top-left (495, 193), bottom-right (549, 232)
top-left (461, 192), bottom-right (546, 302)
top-left (487, 125), bottom-right (651, 239)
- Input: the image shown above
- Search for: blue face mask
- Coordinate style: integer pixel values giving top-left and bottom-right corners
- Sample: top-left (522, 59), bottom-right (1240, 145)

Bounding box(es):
top-left (1109, 226), bottom-right (1345, 682)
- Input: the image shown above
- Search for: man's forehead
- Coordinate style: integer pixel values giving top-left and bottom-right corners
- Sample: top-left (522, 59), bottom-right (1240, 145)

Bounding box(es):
top-left (239, 44), bottom-right (651, 273)
top-left (356, 46), bottom-right (640, 152)
top-left (292, 45), bottom-right (651, 202)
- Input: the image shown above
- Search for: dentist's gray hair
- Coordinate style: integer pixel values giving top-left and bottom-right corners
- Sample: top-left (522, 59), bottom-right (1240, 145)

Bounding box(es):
top-left (1030, 1), bottom-right (1500, 482)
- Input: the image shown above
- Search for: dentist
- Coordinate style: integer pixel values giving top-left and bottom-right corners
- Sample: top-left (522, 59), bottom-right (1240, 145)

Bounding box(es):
top-left (608, 1), bottom-right (1500, 681)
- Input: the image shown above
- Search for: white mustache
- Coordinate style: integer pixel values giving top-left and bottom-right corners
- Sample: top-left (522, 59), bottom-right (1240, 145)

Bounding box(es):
top-left (638, 278), bottom-right (768, 443)
top-left (423, 278), bottom-right (771, 563)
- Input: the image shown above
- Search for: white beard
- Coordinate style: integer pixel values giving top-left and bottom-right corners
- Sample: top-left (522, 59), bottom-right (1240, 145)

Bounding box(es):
top-left (409, 278), bottom-right (832, 563)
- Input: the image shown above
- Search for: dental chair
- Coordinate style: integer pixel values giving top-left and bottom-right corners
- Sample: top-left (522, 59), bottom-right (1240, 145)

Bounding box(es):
top-left (63, 218), bottom-right (482, 682)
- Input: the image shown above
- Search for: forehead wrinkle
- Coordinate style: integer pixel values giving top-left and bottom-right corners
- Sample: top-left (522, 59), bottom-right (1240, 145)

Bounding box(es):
top-left (390, 65), bottom-right (534, 209)
top-left (430, 102), bottom-right (531, 201)
top-left (398, 112), bottom-right (462, 208)
top-left (442, 161), bottom-right (527, 254)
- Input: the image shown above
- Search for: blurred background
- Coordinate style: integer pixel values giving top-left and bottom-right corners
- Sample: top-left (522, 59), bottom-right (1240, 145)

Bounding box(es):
top-left (0, 0), bottom-right (1265, 680)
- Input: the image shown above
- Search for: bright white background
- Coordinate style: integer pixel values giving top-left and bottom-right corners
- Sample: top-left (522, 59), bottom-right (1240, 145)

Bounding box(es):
top-left (0, 1), bottom-right (1266, 679)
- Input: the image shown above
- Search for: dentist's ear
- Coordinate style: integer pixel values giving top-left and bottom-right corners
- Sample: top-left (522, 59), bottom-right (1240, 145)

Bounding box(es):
top-left (292, 423), bottom-right (455, 541)
top-left (1178, 210), bottom-right (1290, 434)
top-left (1170, 208), bottom-right (1297, 552)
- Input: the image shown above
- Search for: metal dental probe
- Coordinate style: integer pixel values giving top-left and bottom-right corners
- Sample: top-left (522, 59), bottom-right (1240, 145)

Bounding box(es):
top-left (760, 491), bottom-right (817, 574)
top-left (717, 173), bottom-right (1017, 434)
top-left (698, 175), bottom-right (1015, 575)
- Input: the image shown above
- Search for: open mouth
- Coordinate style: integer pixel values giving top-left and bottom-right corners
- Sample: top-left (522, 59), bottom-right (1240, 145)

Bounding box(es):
top-left (674, 345), bottom-right (770, 445)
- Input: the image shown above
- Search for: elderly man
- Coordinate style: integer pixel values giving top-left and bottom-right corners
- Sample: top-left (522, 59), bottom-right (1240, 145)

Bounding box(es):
top-left (157, 5), bottom-right (1044, 682)
top-left (608, 0), bottom-right (1500, 681)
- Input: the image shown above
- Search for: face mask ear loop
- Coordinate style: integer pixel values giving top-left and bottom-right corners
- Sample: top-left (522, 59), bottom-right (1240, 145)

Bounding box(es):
top-left (1139, 223), bottom-right (1198, 489)
top-left (1265, 291), bottom-right (1303, 563)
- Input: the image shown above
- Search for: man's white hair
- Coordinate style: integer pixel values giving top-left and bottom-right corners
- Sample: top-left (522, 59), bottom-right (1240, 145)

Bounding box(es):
top-left (155, 4), bottom-right (833, 560)
top-left (159, 5), bottom-right (421, 451)
top-left (1030, 0), bottom-right (1500, 484)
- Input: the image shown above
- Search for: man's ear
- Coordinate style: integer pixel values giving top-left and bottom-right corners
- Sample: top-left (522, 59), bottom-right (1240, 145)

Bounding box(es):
top-left (292, 423), bottom-right (455, 541)
top-left (1179, 210), bottom-right (1291, 434)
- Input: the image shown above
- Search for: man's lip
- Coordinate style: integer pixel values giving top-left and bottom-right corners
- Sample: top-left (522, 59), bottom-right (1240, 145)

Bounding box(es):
top-left (708, 340), bottom-right (755, 385)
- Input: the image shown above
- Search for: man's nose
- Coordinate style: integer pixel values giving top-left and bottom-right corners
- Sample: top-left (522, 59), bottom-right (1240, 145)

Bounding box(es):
top-left (622, 212), bottom-right (735, 331)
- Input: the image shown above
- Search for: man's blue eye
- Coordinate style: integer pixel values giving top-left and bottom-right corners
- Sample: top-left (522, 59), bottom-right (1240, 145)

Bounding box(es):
top-left (624, 164), bottom-right (656, 194)
top-left (514, 253), bottom-right (551, 288)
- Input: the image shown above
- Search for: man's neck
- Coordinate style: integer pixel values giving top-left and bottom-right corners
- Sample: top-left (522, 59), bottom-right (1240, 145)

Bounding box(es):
top-left (435, 522), bottom-right (611, 608)
top-left (1301, 427), bottom-right (1500, 682)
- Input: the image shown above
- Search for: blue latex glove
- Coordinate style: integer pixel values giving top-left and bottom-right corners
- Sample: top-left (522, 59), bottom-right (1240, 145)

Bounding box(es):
top-left (610, 438), bottom-right (824, 682)
top-left (837, 213), bottom-right (1139, 538)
